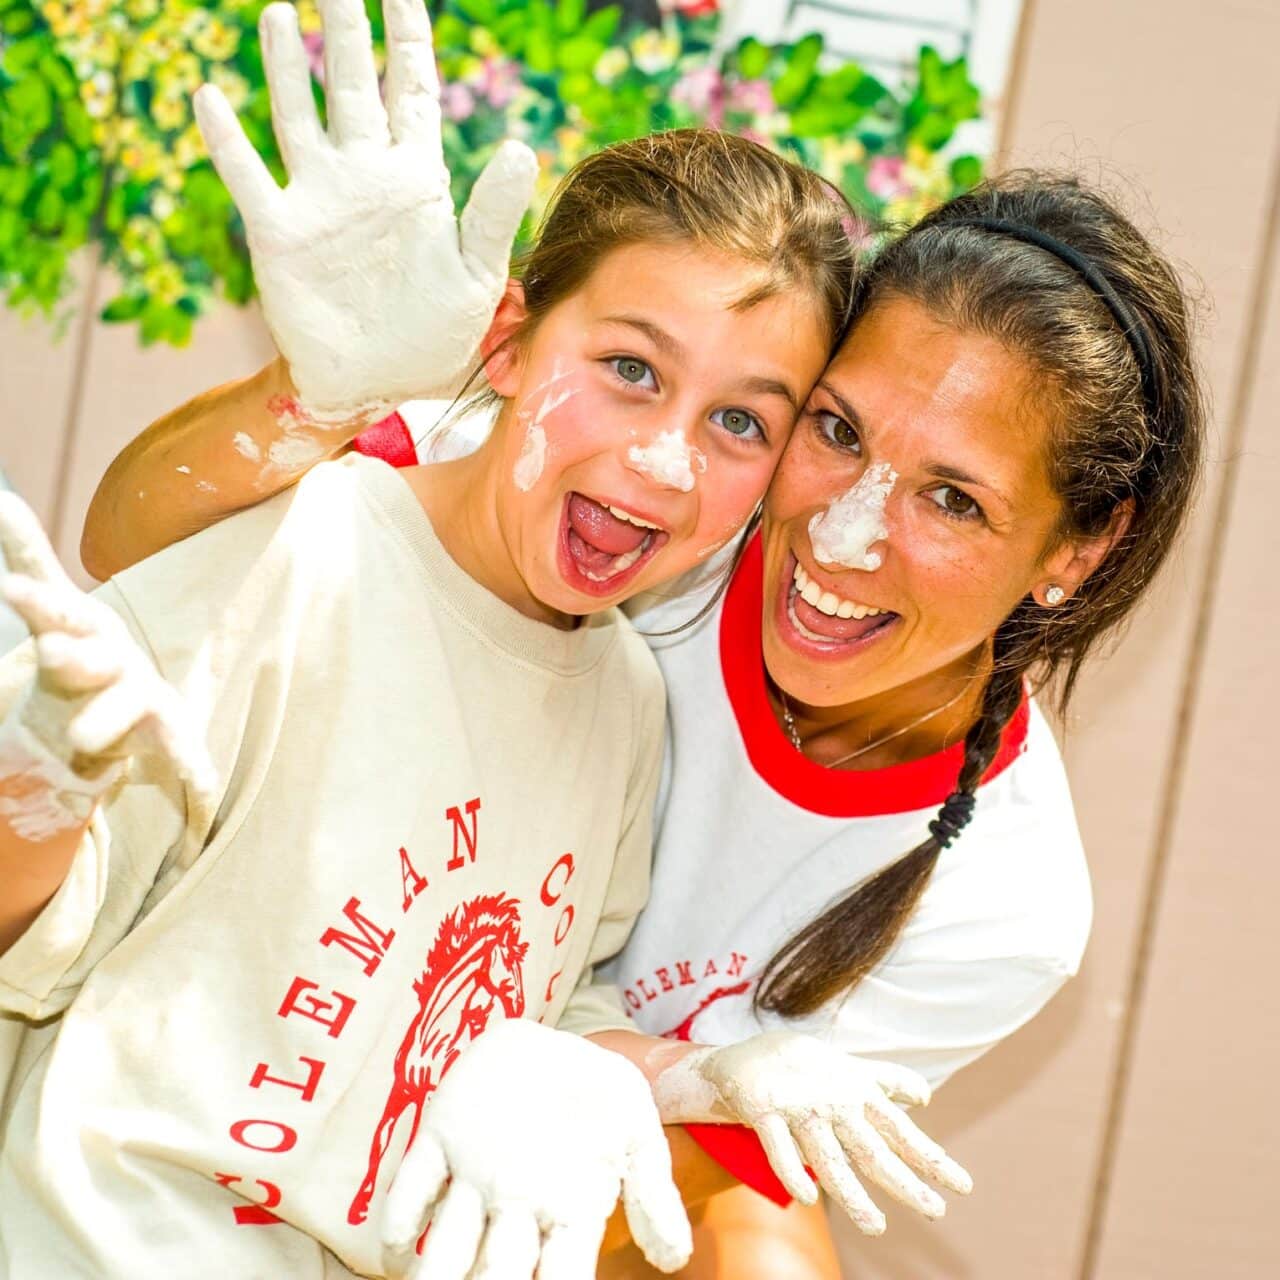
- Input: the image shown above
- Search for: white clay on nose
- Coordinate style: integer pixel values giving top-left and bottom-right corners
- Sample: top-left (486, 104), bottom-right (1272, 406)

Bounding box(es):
top-left (808, 461), bottom-right (897, 570)
top-left (627, 429), bottom-right (707, 493)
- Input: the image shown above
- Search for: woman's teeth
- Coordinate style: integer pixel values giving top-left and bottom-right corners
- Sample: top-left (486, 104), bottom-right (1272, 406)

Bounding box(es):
top-left (792, 562), bottom-right (885, 619)
top-left (605, 504), bottom-right (661, 530)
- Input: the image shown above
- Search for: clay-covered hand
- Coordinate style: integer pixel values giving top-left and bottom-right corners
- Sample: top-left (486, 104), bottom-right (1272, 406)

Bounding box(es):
top-left (654, 1030), bottom-right (972, 1235)
top-left (0, 493), bottom-right (215, 839)
top-left (381, 1019), bottom-right (692, 1280)
top-left (193, 0), bottom-right (536, 424)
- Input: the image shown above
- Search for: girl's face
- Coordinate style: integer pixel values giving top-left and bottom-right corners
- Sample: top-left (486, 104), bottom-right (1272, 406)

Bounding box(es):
top-left (762, 296), bottom-right (1109, 709)
top-left (485, 242), bottom-right (830, 617)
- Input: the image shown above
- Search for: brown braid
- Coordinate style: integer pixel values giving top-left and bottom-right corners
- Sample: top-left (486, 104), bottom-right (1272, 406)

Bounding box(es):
top-left (754, 632), bottom-right (1025, 1016)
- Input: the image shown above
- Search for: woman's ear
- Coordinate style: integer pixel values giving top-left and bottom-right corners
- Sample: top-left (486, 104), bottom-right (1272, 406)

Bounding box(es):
top-left (480, 280), bottom-right (527, 397)
top-left (1037, 499), bottom-right (1134, 603)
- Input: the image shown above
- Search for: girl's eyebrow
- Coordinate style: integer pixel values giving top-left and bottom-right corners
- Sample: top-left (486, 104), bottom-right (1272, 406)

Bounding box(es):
top-left (603, 314), bottom-right (800, 409)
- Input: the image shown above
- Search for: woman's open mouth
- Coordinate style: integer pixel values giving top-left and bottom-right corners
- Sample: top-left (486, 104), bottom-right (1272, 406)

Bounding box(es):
top-left (775, 551), bottom-right (899, 656)
top-left (557, 492), bottom-right (669, 597)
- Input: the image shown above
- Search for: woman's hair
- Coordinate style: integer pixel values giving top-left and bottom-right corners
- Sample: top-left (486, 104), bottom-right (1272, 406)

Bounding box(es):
top-left (755, 171), bottom-right (1207, 1018)
top-left (514, 128), bottom-right (859, 353)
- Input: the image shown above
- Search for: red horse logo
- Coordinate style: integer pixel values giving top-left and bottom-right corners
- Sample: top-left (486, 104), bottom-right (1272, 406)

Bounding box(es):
top-left (347, 893), bottom-right (528, 1224)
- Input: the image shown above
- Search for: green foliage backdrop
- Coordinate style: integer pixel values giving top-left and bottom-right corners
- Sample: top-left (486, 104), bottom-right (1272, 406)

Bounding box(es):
top-left (0, 0), bottom-right (984, 346)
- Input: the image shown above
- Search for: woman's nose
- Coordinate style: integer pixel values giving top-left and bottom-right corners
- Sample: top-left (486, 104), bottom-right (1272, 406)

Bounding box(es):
top-left (808, 462), bottom-right (896, 571)
top-left (623, 426), bottom-right (707, 493)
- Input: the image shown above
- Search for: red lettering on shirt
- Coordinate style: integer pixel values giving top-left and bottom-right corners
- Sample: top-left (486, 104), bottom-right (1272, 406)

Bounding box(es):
top-left (637, 977), bottom-right (658, 1002)
top-left (540, 852), bottom-right (575, 905)
top-left (399, 846), bottom-right (428, 913)
top-left (656, 966), bottom-right (674, 992)
top-left (726, 952), bottom-right (748, 978)
top-left (214, 1173), bottom-right (285, 1226)
top-left (320, 897), bottom-right (396, 976)
top-left (703, 958), bottom-right (719, 978)
top-left (229, 1119), bottom-right (298, 1154)
top-left (249, 1056), bottom-right (325, 1103)
top-left (553, 904), bottom-right (575, 946)
top-left (675, 961), bottom-right (695, 986)
top-left (444, 798), bottom-right (481, 871)
top-left (624, 987), bottom-right (642, 1011)
top-left (277, 976), bottom-right (357, 1039)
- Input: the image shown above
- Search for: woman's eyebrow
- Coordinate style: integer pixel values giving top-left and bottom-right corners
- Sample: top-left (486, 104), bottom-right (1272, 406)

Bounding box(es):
top-left (924, 461), bottom-right (1013, 507)
top-left (817, 382), bottom-right (864, 431)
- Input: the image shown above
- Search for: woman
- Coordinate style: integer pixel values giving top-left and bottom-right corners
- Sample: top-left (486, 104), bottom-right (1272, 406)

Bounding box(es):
top-left (82, 46), bottom-right (1204, 1280)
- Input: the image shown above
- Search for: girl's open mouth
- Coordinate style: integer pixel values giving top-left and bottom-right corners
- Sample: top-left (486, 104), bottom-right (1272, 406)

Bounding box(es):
top-left (776, 551), bottom-right (899, 656)
top-left (558, 492), bottom-right (669, 597)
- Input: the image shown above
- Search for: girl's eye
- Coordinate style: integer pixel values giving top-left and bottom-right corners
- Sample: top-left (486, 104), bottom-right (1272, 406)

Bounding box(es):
top-left (611, 356), bottom-right (656, 388)
top-left (711, 407), bottom-right (765, 442)
top-left (816, 410), bottom-right (861, 453)
top-left (929, 485), bottom-right (982, 520)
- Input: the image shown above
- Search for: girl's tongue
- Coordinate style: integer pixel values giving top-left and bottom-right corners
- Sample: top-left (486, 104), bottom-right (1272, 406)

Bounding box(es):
top-left (567, 494), bottom-right (650, 576)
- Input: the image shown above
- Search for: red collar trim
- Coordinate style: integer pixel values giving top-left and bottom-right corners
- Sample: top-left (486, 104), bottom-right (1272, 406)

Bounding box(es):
top-left (719, 537), bottom-right (1030, 818)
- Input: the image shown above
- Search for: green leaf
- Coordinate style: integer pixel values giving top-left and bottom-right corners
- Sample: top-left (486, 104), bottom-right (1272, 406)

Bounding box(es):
top-left (454, 0), bottom-right (498, 25)
top-left (100, 293), bottom-right (148, 323)
top-left (737, 37), bottom-right (770, 80)
top-left (555, 0), bottom-right (585, 35)
top-left (772, 33), bottom-right (823, 108)
top-left (557, 35), bottom-right (604, 72)
top-left (949, 153), bottom-right (983, 190)
top-left (581, 7), bottom-right (619, 42)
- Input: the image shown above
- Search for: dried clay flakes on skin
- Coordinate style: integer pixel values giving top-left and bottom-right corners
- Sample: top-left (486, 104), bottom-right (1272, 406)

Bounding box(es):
top-left (808, 461), bottom-right (897, 570)
top-left (628, 430), bottom-right (707, 493)
top-left (512, 360), bottom-right (578, 492)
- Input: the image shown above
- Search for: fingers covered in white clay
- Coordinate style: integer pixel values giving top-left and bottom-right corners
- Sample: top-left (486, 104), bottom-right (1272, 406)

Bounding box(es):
top-left (460, 140), bottom-right (539, 284)
top-left (259, 3), bottom-right (325, 172)
top-left (193, 83), bottom-right (281, 227)
top-left (383, 0), bottom-right (444, 152)
top-left (651, 1031), bottom-right (971, 1235)
top-left (317, 0), bottom-right (389, 148)
top-left (620, 1115), bottom-right (695, 1273)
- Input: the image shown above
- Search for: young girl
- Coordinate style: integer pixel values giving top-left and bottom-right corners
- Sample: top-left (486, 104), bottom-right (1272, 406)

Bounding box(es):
top-left (0, 3), bottom-right (967, 1277)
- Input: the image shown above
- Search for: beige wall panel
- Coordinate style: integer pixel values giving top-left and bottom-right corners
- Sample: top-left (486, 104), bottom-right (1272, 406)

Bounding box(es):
top-left (50, 273), bottom-right (275, 585)
top-left (835, 0), bottom-right (1280, 1276)
top-left (1089, 173), bottom-right (1280, 1276)
top-left (0, 263), bottom-right (93, 527)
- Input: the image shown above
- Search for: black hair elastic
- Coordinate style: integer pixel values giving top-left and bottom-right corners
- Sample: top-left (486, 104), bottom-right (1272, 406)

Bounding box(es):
top-left (945, 216), bottom-right (1157, 414)
top-left (929, 790), bottom-right (977, 849)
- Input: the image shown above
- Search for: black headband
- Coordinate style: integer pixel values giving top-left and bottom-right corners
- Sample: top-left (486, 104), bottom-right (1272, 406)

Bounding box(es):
top-left (944, 216), bottom-right (1157, 413)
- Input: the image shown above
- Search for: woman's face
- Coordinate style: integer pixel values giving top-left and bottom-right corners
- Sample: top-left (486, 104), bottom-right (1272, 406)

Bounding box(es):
top-left (486, 242), bottom-right (830, 617)
top-left (762, 295), bottom-right (1083, 708)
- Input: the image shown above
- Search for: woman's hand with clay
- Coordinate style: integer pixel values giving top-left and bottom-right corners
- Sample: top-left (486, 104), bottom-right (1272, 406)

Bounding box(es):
top-left (381, 1019), bottom-right (692, 1280)
top-left (192, 0), bottom-right (537, 426)
top-left (653, 1030), bottom-right (972, 1235)
top-left (0, 492), bottom-right (215, 833)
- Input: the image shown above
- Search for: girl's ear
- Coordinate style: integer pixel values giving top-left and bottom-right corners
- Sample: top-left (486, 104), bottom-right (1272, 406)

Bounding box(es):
top-left (480, 280), bottom-right (527, 397)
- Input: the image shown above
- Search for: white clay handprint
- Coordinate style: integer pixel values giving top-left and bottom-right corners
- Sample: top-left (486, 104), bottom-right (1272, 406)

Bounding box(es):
top-left (0, 493), bottom-right (215, 840)
top-left (381, 1019), bottom-right (692, 1280)
top-left (654, 1030), bottom-right (972, 1235)
top-left (193, 0), bottom-right (537, 425)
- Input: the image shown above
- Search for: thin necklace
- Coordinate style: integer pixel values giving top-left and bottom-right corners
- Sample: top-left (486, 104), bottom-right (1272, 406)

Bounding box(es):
top-left (778, 685), bottom-right (971, 768)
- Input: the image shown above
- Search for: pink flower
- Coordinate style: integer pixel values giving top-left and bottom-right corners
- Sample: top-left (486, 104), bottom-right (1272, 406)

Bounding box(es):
top-left (866, 155), bottom-right (909, 200)
top-left (670, 0), bottom-right (719, 16)
top-left (726, 78), bottom-right (774, 117)
top-left (302, 33), bottom-right (325, 85)
top-left (479, 58), bottom-right (521, 110)
top-left (671, 66), bottom-right (723, 126)
top-left (440, 82), bottom-right (476, 122)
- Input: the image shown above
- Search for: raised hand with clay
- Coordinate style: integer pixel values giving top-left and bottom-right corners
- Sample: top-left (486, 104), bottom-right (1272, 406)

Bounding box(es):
top-left (381, 1019), bottom-right (691, 1280)
top-left (0, 493), bottom-right (214, 950)
top-left (639, 1030), bottom-right (972, 1236)
top-left (193, 0), bottom-right (537, 427)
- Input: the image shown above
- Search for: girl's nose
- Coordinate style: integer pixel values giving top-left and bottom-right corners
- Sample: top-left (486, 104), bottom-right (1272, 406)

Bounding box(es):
top-left (624, 427), bottom-right (707, 493)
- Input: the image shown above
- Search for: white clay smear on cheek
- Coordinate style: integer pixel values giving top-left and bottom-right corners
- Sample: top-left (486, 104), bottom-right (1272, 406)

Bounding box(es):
top-left (627, 430), bottom-right (708, 493)
top-left (808, 461), bottom-right (897, 570)
top-left (511, 359), bottom-right (579, 491)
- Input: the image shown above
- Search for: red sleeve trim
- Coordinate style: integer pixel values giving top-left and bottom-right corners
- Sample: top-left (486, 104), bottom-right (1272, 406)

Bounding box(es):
top-left (351, 412), bottom-right (418, 468)
top-left (684, 1123), bottom-right (803, 1208)
top-left (719, 536), bottom-right (1030, 818)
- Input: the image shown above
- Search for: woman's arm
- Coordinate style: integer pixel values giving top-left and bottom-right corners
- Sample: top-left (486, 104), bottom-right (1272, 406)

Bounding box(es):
top-left (80, 356), bottom-right (368, 580)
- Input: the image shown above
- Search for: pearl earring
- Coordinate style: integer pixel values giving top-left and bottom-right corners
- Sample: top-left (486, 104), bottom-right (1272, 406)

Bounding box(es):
top-left (1045, 585), bottom-right (1066, 606)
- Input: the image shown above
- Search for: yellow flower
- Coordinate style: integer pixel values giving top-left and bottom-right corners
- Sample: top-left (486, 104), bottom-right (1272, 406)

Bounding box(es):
top-left (594, 48), bottom-right (629, 85)
top-left (124, 0), bottom-right (160, 19)
top-left (192, 18), bottom-right (241, 62)
top-left (209, 65), bottom-right (251, 111)
top-left (144, 261), bottom-right (186, 305)
top-left (174, 123), bottom-right (206, 169)
top-left (296, 1), bottom-right (323, 36)
top-left (470, 28), bottom-right (499, 58)
top-left (166, 51), bottom-right (204, 93)
top-left (629, 28), bottom-right (680, 75)
top-left (152, 91), bottom-right (188, 132)
top-left (79, 72), bottom-right (116, 120)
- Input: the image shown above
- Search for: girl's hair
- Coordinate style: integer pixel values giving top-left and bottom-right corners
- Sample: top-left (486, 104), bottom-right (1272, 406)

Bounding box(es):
top-left (755, 171), bottom-right (1207, 1019)
top-left (515, 128), bottom-right (859, 351)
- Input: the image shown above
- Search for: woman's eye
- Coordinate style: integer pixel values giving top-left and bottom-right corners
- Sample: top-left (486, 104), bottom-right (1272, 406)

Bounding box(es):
top-left (816, 410), bottom-right (860, 453)
top-left (611, 356), bottom-right (655, 388)
top-left (711, 407), bottom-right (765, 442)
top-left (930, 485), bottom-right (981, 519)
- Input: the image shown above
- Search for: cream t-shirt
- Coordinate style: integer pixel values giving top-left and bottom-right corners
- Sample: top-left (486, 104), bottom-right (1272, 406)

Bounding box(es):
top-left (0, 455), bottom-right (661, 1279)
